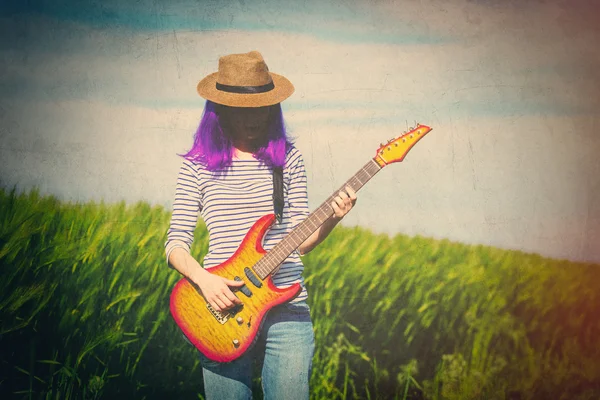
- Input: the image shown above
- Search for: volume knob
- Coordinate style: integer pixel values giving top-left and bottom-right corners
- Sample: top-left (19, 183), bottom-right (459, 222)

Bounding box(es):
top-left (236, 316), bottom-right (244, 324)
top-left (233, 339), bottom-right (240, 347)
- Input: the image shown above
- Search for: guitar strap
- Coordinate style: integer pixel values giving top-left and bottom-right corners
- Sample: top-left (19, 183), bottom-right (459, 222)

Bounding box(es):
top-left (273, 166), bottom-right (284, 224)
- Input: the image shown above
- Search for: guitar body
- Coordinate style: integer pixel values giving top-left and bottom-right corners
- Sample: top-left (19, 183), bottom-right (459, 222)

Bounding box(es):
top-left (170, 214), bottom-right (301, 363)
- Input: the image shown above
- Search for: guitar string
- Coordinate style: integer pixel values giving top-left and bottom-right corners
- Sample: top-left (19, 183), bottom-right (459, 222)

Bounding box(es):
top-left (253, 159), bottom-right (382, 279)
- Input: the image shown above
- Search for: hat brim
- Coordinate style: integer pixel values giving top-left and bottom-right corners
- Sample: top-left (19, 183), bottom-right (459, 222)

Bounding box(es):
top-left (197, 72), bottom-right (294, 107)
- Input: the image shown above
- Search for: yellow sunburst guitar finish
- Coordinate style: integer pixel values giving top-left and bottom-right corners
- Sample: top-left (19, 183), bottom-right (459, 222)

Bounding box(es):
top-left (170, 124), bottom-right (432, 362)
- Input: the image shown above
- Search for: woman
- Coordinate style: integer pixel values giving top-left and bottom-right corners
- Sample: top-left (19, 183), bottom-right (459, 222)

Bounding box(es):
top-left (164, 51), bottom-right (356, 400)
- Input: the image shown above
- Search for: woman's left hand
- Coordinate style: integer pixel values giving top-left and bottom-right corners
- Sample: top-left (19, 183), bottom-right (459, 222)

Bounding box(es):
top-left (331, 185), bottom-right (357, 221)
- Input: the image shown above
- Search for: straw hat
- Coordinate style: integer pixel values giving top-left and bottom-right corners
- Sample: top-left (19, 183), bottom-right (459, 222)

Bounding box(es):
top-left (196, 51), bottom-right (295, 107)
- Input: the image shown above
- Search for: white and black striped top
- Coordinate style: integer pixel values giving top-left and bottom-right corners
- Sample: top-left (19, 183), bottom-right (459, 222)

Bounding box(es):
top-left (164, 145), bottom-right (310, 303)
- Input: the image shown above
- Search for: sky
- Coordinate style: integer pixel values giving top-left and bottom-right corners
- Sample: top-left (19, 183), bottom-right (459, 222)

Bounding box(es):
top-left (0, 0), bottom-right (599, 263)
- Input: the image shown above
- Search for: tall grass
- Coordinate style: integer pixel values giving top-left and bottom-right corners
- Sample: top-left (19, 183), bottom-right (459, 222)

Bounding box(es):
top-left (0, 186), bottom-right (599, 399)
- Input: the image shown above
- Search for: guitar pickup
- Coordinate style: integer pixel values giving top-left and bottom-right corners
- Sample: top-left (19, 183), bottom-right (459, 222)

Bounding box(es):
top-left (244, 267), bottom-right (263, 288)
top-left (234, 276), bottom-right (253, 297)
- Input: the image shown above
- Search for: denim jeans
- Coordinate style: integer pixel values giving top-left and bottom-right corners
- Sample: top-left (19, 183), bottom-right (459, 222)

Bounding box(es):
top-left (198, 301), bottom-right (315, 400)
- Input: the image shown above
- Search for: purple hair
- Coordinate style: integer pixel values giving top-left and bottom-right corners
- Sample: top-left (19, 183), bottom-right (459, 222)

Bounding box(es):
top-left (180, 100), bottom-right (292, 171)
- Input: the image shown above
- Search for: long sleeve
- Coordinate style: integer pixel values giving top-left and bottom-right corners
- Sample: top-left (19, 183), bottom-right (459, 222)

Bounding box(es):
top-left (164, 159), bottom-right (202, 267)
top-left (286, 148), bottom-right (310, 230)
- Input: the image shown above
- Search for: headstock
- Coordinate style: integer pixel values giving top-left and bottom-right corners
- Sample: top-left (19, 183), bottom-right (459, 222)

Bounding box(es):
top-left (374, 123), bottom-right (432, 167)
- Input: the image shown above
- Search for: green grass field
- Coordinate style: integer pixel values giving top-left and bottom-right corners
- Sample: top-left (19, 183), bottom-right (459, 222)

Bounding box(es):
top-left (1, 186), bottom-right (599, 399)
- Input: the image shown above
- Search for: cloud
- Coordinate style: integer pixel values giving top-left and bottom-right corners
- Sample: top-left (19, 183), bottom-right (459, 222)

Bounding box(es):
top-left (0, 0), bottom-right (448, 45)
top-left (2, 13), bottom-right (597, 125)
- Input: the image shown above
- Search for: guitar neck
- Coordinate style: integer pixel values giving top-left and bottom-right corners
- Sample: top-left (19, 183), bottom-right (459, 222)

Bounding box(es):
top-left (253, 158), bottom-right (383, 279)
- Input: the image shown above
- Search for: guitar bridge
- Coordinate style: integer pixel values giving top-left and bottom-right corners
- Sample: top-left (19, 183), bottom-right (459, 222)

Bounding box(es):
top-left (206, 303), bottom-right (243, 324)
top-left (206, 303), bottom-right (230, 324)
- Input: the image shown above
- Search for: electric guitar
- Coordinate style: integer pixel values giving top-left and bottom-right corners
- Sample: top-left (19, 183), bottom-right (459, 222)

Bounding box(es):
top-left (170, 124), bottom-right (432, 362)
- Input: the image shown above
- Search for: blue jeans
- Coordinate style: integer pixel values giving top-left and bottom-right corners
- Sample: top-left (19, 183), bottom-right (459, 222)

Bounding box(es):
top-left (198, 301), bottom-right (315, 400)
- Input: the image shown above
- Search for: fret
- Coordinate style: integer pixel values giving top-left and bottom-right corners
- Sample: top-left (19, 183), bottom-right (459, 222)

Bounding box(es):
top-left (254, 158), bottom-right (382, 280)
top-left (304, 216), bottom-right (318, 231)
top-left (315, 208), bottom-right (329, 224)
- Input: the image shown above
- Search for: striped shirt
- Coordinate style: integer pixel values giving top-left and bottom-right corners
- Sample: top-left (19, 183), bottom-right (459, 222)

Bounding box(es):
top-left (164, 145), bottom-right (310, 303)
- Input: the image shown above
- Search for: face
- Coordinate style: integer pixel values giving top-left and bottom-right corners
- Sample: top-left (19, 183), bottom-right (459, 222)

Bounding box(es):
top-left (217, 105), bottom-right (271, 146)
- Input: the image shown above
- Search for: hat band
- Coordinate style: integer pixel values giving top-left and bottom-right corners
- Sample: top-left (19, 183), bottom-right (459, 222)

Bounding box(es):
top-left (216, 81), bottom-right (275, 94)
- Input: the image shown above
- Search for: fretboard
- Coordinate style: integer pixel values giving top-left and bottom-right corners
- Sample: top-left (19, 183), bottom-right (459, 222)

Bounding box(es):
top-left (253, 158), bottom-right (382, 279)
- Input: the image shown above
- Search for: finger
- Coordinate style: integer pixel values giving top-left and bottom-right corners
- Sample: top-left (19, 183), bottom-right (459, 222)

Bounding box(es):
top-left (216, 294), bottom-right (234, 309)
top-left (221, 288), bottom-right (242, 304)
top-left (338, 190), bottom-right (349, 201)
top-left (338, 191), bottom-right (351, 207)
top-left (337, 195), bottom-right (351, 212)
top-left (345, 186), bottom-right (357, 202)
top-left (334, 195), bottom-right (346, 209)
top-left (340, 189), bottom-right (353, 206)
top-left (212, 297), bottom-right (227, 312)
top-left (224, 278), bottom-right (246, 286)
top-left (331, 201), bottom-right (343, 218)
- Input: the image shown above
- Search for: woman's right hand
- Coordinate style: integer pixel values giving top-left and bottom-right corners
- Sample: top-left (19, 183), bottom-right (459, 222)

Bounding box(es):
top-left (193, 269), bottom-right (245, 312)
